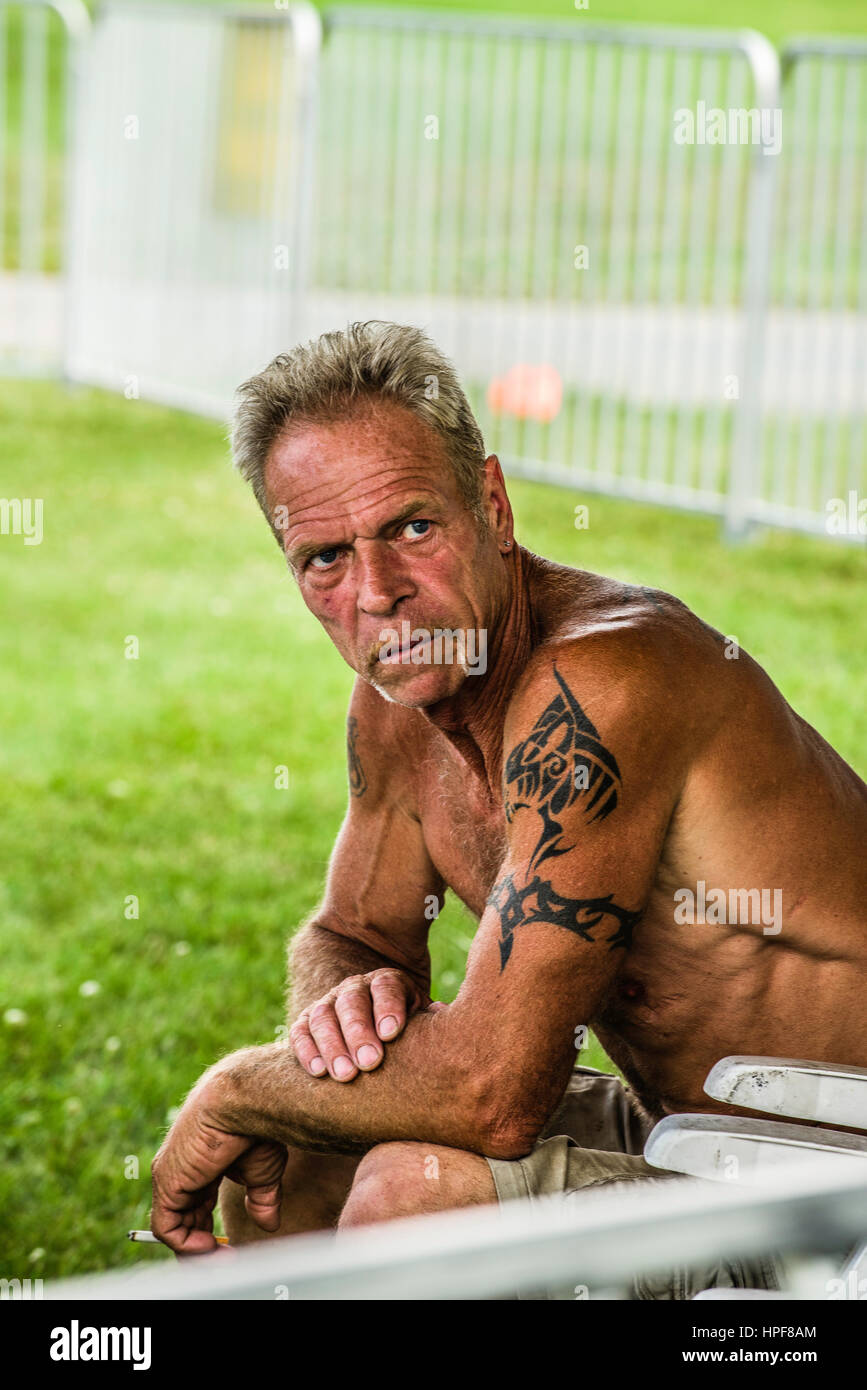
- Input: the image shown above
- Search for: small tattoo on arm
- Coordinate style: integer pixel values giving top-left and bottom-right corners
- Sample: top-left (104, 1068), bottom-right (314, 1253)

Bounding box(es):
top-left (346, 716), bottom-right (367, 798)
top-left (490, 872), bottom-right (641, 970)
top-left (503, 663), bottom-right (622, 870)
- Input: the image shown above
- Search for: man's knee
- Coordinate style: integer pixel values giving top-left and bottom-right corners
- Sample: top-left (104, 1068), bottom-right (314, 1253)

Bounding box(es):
top-left (338, 1141), bottom-right (496, 1229)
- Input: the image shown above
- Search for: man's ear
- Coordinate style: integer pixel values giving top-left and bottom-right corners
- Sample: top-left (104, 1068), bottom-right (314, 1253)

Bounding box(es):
top-left (480, 454), bottom-right (513, 547)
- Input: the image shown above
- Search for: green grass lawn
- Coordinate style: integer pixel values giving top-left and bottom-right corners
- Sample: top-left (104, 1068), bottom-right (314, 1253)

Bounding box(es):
top-left (0, 379), bottom-right (865, 1278)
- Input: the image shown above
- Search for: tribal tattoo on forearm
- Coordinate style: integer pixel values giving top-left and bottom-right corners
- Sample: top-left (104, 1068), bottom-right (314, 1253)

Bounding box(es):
top-left (496, 664), bottom-right (638, 970)
top-left (346, 716), bottom-right (367, 798)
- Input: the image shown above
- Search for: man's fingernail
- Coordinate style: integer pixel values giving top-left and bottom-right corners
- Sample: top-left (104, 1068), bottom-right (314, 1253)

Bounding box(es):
top-left (333, 1055), bottom-right (355, 1078)
top-left (357, 1044), bottom-right (380, 1067)
top-left (309, 1056), bottom-right (326, 1076)
top-left (379, 1015), bottom-right (399, 1038)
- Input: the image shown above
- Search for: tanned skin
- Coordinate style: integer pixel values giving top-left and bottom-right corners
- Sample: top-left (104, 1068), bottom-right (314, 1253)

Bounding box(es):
top-left (150, 396), bottom-right (867, 1253)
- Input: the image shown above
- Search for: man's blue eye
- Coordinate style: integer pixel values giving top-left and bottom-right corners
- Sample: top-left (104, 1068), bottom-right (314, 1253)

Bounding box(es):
top-left (406, 520), bottom-right (431, 536)
top-left (311, 548), bottom-right (339, 569)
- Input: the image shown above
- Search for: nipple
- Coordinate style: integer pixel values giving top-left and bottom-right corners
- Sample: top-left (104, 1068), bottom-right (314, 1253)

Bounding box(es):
top-left (620, 978), bottom-right (645, 1002)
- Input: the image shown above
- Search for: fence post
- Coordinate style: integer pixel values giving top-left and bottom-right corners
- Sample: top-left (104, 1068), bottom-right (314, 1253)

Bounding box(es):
top-left (48, 0), bottom-right (92, 388)
top-left (287, 3), bottom-right (321, 347)
top-left (725, 29), bottom-right (781, 541)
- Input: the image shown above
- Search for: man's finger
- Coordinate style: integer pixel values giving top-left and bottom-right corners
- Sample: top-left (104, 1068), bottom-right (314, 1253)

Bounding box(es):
top-left (289, 1013), bottom-right (328, 1077)
top-left (307, 997), bottom-right (358, 1081)
top-left (235, 1143), bottom-right (287, 1232)
top-left (150, 1184), bottom-right (221, 1257)
top-left (244, 1192), bottom-right (282, 1231)
top-left (370, 970), bottom-right (414, 1041)
top-left (334, 981), bottom-right (383, 1071)
top-left (156, 1219), bottom-right (220, 1256)
top-left (244, 1181), bottom-right (283, 1231)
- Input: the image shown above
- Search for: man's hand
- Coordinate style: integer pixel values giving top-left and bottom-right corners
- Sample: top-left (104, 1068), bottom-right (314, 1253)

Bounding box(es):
top-left (290, 967), bottom-right (444, 1081)
top-left (150, 1080), bottom-right (287, 1255)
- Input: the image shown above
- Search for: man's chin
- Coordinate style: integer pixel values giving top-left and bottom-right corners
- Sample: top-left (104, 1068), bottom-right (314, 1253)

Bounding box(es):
top-left (369, 661), bottom-right (468, 708)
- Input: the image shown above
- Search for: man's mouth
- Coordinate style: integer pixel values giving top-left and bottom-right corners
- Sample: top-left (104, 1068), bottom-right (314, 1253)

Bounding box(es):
top-left (378, 633), bottom-right (430, 665)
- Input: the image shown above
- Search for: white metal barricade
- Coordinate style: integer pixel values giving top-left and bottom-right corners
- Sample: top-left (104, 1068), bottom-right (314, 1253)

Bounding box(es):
top-left (0, 0), bottom-right (89, 374)
top-left (747, 38), bottom-right (867, 540)
top-left (313, 11), bottom-right (782, 538)
top-left (64, 1), bottom-right (320, 416)
top-left (42, 1155), bottom-right (867, 1301)
top-left (3, 4), bottom-right (865, 541)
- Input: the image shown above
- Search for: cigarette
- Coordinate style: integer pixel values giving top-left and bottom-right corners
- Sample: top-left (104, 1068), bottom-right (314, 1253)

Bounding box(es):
top-left (127, 1229), bottom-right (229, 1245)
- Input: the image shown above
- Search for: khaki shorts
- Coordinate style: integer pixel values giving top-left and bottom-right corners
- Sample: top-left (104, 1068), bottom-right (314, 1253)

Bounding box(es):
top-left (485, 1065), bottom-right (785, 1300)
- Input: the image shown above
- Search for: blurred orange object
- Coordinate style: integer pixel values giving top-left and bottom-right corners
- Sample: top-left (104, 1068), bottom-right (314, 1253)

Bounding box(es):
top-left (487, 363), bottom-right (563, 422)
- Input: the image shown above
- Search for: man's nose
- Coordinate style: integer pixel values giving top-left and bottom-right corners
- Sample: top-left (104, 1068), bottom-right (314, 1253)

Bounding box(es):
top-left (354, 541), bottom-right (414, 616)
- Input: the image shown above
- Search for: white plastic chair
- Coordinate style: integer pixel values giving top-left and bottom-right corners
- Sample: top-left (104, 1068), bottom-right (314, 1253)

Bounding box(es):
top-left (643, 1057), bottom-right (867, 1299)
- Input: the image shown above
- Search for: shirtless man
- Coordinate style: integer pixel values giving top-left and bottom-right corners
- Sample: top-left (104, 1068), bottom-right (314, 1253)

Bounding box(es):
top-left (150, 321), bottom-right (867, 1295)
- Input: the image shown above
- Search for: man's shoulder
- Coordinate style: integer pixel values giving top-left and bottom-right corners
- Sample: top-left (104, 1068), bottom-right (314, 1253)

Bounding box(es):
top-left (498, 581), bottom-right (714, 850)
top-left (509, 576), bottom-right (724, 738)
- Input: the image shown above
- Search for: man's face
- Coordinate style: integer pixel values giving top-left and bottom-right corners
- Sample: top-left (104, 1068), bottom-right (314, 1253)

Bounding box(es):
top-left (263, 400), bottom-right (508, 707)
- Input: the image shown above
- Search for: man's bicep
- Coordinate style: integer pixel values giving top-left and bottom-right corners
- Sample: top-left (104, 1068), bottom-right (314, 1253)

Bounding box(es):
top-left (490, 648), bottom-right (678, 977)
top-left (447, 655), bottom-right (677, 1143)
top-left (452, 833), bottom-right (649, 1120)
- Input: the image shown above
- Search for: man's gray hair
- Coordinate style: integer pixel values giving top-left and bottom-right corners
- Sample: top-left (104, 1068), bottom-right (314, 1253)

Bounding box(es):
top-left (231, 320), bottom-right (489, 547)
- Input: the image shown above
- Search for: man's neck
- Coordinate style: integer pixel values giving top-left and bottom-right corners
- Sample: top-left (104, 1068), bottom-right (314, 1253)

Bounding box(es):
top-left (420, 543), bottom-right (537, 799)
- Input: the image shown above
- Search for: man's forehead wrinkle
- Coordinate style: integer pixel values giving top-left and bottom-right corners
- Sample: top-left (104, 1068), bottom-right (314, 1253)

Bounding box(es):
top-left (282, 462), bottom-right (439, 520)
top-left (281, 463), bottom-right (450, 557)
top-left (269, 404), bottom-right (454, 495)
top-left (286, 491), bottom-right (443, 562)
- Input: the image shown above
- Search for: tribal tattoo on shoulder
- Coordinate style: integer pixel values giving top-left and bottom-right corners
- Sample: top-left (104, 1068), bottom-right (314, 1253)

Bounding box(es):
top-left (503, 663), bottom-right (622, 871)
top-left (494, 664), bottom-right (638, 971)
top-left (346, 716), bottom-right (367, 798)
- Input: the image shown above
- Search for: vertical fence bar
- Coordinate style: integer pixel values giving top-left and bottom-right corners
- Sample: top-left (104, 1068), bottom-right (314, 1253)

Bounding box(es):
top-left (851, 71), bottom-right (867, 492)
top-left (647, 47), bottom-right (691, 495)
top-left (769, 56), bottom-right (810, 513)
top-left (724, 30), bottom-right (781, 540)
top-left (0, 0), bottom-right (89, 372)
top-left (700, 57), bottom-right (747, 499)
top-left (671, 52), bottom-right (717, 495)
top-left (795, 58), bottom-right (836, 516)
top-left (551, 39), bottom-right (590, 478)
top-left (19, 2), bottom-right (46, 272)
top-left (288, 3), bottom-right (321, 346)
top-left (0, 9), bottom-right (6, 275)
top-left (821, 59), bottom-right (859, 507)
top-left (622, 46), bottom-right (665, 491)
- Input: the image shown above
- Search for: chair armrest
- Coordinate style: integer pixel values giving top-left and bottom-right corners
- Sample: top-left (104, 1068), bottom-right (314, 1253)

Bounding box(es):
top-left (644, 1113), bottom-right (867, 1184)
top-left (703, 1056), bottom-right (867, 1130)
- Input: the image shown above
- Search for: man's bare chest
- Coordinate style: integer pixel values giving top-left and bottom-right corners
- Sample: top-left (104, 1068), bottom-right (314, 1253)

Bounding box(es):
top-left (415, 748), bottom-right (507, 920)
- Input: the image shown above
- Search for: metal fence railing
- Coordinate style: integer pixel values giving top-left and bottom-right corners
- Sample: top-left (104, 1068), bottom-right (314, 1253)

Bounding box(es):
top-left (313, 11), bottom-right (783, 539)
top-left (750, 39), bottom-right (867, 536)
top-left (64, 1), bottom-right (320, 415)
top-left (42, 1155), bottom-right (867, 1300)
top-left (1, 4), bottom-right (865, 542)
top-left (0, 0), bottom-right (89, 374)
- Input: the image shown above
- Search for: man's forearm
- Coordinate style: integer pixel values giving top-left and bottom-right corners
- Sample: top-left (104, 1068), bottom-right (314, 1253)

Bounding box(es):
top-left (288, 920), bottom-right (430, 1019)
top-left (204, 1005), bottom-right (517, 1160)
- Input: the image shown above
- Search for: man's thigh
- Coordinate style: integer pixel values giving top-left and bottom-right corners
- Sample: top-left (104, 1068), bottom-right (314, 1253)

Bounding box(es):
top-left (485, 1065), bottom-right (659, 1207)
top-left (485, 1066), bottom-right (785, 1300)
